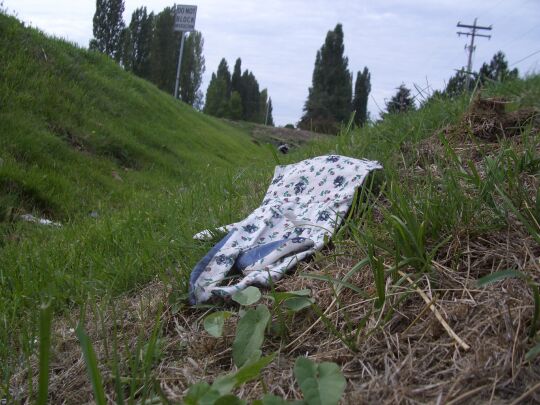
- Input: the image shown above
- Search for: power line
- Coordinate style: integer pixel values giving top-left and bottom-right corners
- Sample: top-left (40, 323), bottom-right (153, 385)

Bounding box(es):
top-left (457, 18), bottom-right (492, 89)
top-left (510, 49), bottom-right (540, 67)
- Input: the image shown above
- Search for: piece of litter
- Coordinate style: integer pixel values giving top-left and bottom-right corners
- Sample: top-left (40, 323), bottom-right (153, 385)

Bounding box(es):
top-left (189, 154), bottom-right (382, 304)
top-left (20, 214), bottom-right (62, 227)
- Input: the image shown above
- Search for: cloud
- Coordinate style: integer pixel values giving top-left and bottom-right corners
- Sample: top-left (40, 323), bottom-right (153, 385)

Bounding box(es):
top-left (5, 0), bottom-right (540, 125)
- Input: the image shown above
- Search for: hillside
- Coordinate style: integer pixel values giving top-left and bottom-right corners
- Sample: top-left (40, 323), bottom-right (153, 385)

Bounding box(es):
top-left (0, 13), bottom-right (269, 223)
top-left (0, 12), bottom-right (276, 375)
top-left (3, 12), bottom-right (540, 405)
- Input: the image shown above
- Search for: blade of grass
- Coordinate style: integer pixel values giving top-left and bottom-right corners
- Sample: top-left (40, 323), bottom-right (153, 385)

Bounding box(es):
top-left (36, 302), bottom-right (53, 405)
top-left (76, 324), bottom-right (107, 405)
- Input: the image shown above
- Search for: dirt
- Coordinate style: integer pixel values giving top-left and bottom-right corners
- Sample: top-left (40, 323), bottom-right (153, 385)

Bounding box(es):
top-left (461, 96), bottom-right (538, 142)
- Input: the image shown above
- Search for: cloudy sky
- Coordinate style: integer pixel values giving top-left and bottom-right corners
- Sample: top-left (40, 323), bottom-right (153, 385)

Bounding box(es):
top-left (5, 0), bottom-right (540, 125)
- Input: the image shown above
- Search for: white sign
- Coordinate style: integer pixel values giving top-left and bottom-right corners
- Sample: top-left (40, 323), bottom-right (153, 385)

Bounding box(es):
top-left (174, 4), bottom-right (197, 32)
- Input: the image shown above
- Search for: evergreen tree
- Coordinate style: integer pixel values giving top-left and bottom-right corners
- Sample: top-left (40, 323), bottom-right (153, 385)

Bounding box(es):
top-left (149, 7), bottom-right (179, 93)
top-left (89, 0), bottom-right (126, 60)
top-left (118, 27), bottom-right (132, 69)
top-left (126, 7), bottom-right (154, 79)
top-left (203, 59), bottom-right (231, 118)
top-left (479, 51), bottom-right (518, 84)
top-left (180, 31), bottom-right (206, 108)
top-left (240, 70), bottom-right (260, 122)
top-left (216, 58), bottom-right (232, 98)
top-left (266, 98), bottom-right (275, 126)
top-left (299, 24), bottom-right (352, 134)
top-left (204, 57), bottom-right (272, 124)
top-left (352, 67), bottom-right (371, 127)
top-left (258, 89), bottom-right (274, 126)
top-left (385, 84), bottom-right (415, 114)
top-left (229, 91), bottom-right (243, 120)
top-left (444, 69), bottom-right (473, 97)
top-left (231, 58), bottom-right (242, 94)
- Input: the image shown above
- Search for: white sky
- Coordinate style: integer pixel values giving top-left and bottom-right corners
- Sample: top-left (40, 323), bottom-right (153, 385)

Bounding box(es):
top-left (5, 0), bottom-right (540, 125)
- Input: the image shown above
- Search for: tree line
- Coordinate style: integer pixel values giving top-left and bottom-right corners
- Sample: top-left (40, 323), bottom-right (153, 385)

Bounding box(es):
top-left (299, 24), bottom-right (371, 134)
top-left (204, 58), bottom-right (274, 126)
top-left (299, 24), bottom-right (520, 133)
top-left (90, 0), bottom-right (205, 108)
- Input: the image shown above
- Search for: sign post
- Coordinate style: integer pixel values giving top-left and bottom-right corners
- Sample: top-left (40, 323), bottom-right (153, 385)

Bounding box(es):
top-left (173, 4), bottom-right (197, 99)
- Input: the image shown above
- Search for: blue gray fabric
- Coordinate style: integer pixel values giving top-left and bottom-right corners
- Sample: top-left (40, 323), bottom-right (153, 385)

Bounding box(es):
top-left (190, 155), bottom-right (382, 304)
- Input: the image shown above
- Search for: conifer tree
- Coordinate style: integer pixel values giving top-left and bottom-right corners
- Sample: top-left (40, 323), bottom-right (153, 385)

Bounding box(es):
top-left (299, 24), bottom-right (352, 134)
top-left (149, 7), bottom-right (179, 92)
top-left (229, 91), bottom-right (243, 120)
top-left (89, 0), bottom-right (126, 60)
top-left (231, 58), bottom-right (242, 94)
top-left (479, 51), bottom-right (518, 84)
top-left (385, 84), bottom-right (415, 114)
top-left (266, 98), bottom-right (275, 126)
top-left (204, 57), bottom-right (272, 124)
top-left (125, 7), bottom-right (154, 79)
top-left (240, 70), bottom-right (260, 122)
top-left (180, 31), bottom-right (206, 108)
top-left (352, 67), bottom-right (371, 127)
top-left (204, 59), bottom-right (231, 118)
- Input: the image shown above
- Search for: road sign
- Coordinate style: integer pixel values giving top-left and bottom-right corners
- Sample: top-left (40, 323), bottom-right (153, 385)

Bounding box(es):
top-left (174, 4), bottom-right (197, 32)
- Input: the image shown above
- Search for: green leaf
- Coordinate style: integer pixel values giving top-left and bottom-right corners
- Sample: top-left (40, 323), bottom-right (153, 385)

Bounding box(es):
top-left (215, 394), bottom-right (246, 405)
top-left (232, 286), bottom-right (262, 306)
top-left (184, 382), bottom-right (221, 405)
top-left (294, 357), bottom-right (346, 405)
top-left (284, 297), bottom-right (315, 312)
top-left (232, 305), bottom-right (270, 367)
top-left (268, 289), bottom-right (312, 304)
top-left (204, 311), bottom-right (233, 337)
top-left (525, 342), bottom-right (540, 362)
top-left (76, 324), bottom-right (107, 405)
top-left (212, 354), bottom-right (275, 395)
top-left (477, 269), bottom-right (525, 287)
top-left (254, 394), bottom-right (290, 404)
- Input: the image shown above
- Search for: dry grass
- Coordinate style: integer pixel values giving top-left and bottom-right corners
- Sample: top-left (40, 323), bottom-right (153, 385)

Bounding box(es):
top-left (10, 232), bottom-right (540, 404)
top-left (9, 97), bottom-right (540, 404)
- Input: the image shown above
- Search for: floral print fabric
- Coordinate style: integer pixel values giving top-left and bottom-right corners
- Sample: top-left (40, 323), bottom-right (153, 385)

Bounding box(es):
top-left (189, 155), bottom-right (382, 304)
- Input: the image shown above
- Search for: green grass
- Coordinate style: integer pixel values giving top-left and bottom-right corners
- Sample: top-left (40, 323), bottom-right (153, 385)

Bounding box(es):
top-left (2, 10), bottom-right (540, 403)
top-left (0, 12), bottom-right (274, 380)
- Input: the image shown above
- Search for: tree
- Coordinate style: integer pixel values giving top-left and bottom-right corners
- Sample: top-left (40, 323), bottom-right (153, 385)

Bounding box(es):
top-left (180, 31), bottom-right (206, 108)
top-left (125, 7), bottom-right (154, 79)
top-left (266, 98), bottom-right (275, 126)
top-left (204, 59), bottom-right (231, 118)
top-left (203, 57), bottom-right (272, 124)
top-left (385, 84), bottom-right (415, 114)
top-left (240, 70), bottom-right (260, 122)
top-left (258, 89), bottom-right (274, 126)
top-left (118, 27), bottom-right (132, 69)
top-left (149, 7), bottom-right (180, 92)
top-left (299, 24), bottom-right (352, 134)
top-left (444, 69), bottom-right (474, 97)
top-left (229, 91), bottom-right (243, 120)
top-left (352, 67), bottom-right (371, 127)
top-left (89, 0), bottom-right (126, 60)
top-left (231, 58), bottom-right (242, 94)
top-left (479, 51), bottom-right (518, 84)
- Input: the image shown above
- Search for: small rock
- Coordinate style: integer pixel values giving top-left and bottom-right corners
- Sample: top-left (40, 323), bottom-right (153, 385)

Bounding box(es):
top-left (112, 170), bottom-right (123, 181)
top-left (89, 211), bottom-right (99, 218)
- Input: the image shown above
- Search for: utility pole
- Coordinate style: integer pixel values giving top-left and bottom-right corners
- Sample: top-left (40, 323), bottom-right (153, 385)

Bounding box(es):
top-left (457, 18), bottom-right (492, 90)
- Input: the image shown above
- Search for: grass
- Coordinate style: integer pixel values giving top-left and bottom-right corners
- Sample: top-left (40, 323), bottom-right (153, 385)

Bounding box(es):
top-left (3, 10), bottom-right (540, 404)
top-left (0, 12), bottom-right (274, 386)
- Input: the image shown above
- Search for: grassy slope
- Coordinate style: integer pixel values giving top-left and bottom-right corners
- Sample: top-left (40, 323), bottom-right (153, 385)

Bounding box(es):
top-left (0, 13), bottom-right (274, 370)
